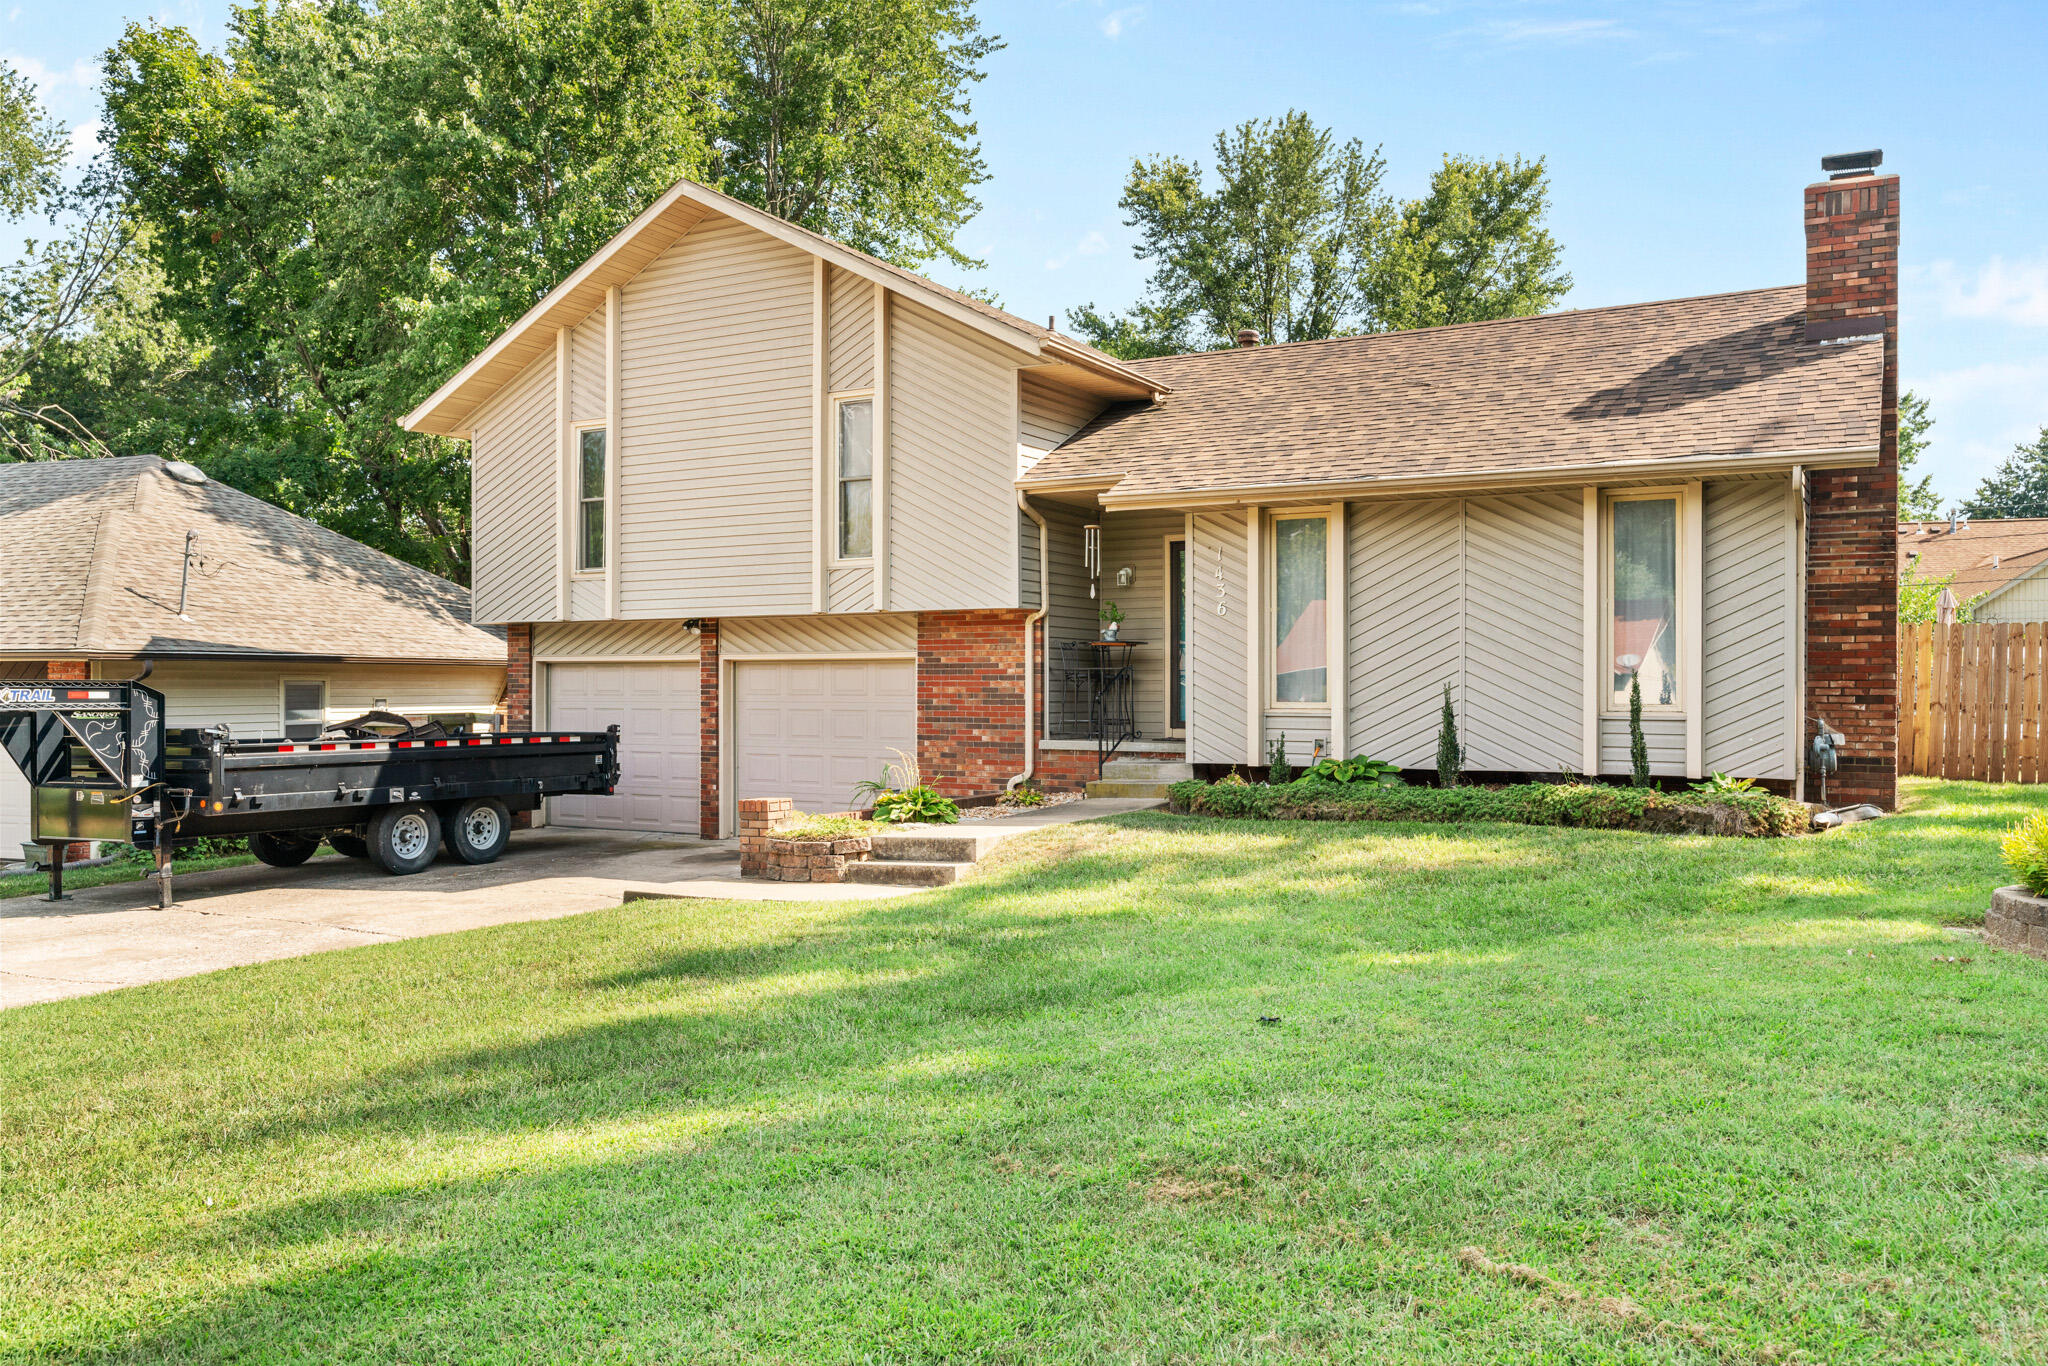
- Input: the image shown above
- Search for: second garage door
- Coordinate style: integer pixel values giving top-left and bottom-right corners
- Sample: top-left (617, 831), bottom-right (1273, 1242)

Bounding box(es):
top-left (734, 659), bottom-right (915, 815)
top-left (547, 661), bottom-right (700, 832)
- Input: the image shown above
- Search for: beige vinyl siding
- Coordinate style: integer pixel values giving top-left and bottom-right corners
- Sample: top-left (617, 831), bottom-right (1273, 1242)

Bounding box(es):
top-left (1973, 568), bottom-right (2048, 621)
top-left (887, 298), bottom-right (1023, 611)
top-left (0, 760), bottom-right (26, 852)
top-left (1600, 715), bottom-right (1687, 777)
top-left (721, 612), bottom-right (917, 656)
top-left (97, 660), bottom-right (504, 738)
top-left (1263, 715), bottom-right (1331, 766)
top-left (569, 311), bottom-right (605, 422)
top-left (1345, 495), bottom-right (1584, 774)
top-left (569, 577), bottom-right (606, 620)
top-left (827, 564), bottom-right (875, 613)
top-left (1345, 500), bottom-right (1463, 768)
top-left (1188, 510), bottom-right (1250, 764)
top-left (616, 215), bottom-right (815, 617)
top-left (825, 266), bottom-right (874, 392)
top-left (1018, 372), bottom-right (1102, 472)
top-left (1702, 479), bottom-right (1796, 778)
top-left (534, 619), bottom-right (699, 659)
top-left (1039, 501), bottom-right (1098, 738)
top-left (1462, 492), bottom-right (1584, 773)
top-left (1102, 510), bottom-right (1184, 739)
top-left (469, 349), bottom-right (559, 625)
top-left (1019, 512), bottom-right (1042, 610)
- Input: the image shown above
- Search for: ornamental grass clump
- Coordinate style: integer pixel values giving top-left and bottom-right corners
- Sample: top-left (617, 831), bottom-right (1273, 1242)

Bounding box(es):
top-left (2001, 812), bottom-right (2048, 895)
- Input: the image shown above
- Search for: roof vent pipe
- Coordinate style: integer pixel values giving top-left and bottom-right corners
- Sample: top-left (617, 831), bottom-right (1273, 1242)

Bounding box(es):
top-left (1235, 328), bottom-right (1260, 348)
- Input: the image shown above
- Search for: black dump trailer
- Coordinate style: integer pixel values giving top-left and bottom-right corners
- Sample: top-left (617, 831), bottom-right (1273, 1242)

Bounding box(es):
top-left (0, 679), bottom-right (619, 904)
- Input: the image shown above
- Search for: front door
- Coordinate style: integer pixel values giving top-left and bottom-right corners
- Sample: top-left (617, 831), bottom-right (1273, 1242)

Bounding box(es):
top-left (1168, 536), bottom-right (1188, 733)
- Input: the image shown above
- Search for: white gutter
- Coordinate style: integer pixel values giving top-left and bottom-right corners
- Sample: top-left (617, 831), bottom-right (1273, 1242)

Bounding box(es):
top-left (1009, 489), bottom-right (1051, 792)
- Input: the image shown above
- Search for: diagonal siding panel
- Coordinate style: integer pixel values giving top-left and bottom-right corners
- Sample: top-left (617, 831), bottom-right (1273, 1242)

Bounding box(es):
top-left (569, 311), bottom-right (605, 422)
top-left (826, 266), bottom-right (873, 392)
top-left (1346, 500), bottom-right (1463, 768)
top-left (1463, 492), bottom-right (1584, 773)
top-left (722, 612), bottom-right (917, 656)
top-left (534, 619), bottom-right (701, 659)
top-left (470, 349), bottom-right (559, 625)
top-left (1703, 479), bottom-right (1794, 778)
top-left (1189, 510), bottom-right (1250, 763)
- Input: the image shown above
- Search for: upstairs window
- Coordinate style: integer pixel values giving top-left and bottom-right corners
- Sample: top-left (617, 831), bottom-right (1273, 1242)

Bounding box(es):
top-left (1607, 495), bottom-right (1679, 710)
top-left (836, 398), bottom-right (874, 560)
top-left (283, 680), bottom-right (326, 740)
top-left (578, 426), bottom-right (606, 572)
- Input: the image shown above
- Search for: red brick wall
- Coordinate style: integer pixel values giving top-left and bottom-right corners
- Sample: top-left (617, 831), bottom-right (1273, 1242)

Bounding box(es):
top-left (698, 619), bottom-right (721, 839)
top-left (1804, 172), bottom-right (1899, 808)
top-left (1034, 746), bottom-right (1185, 793)
top-left (504, 625), bottom-right (532, 731)
top-left (917, 610), bottom-right (1032, 799)
top-left (46, 661), bottom-right (88, 682)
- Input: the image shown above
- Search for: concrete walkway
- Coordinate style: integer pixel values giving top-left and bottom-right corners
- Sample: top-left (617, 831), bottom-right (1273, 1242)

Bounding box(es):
top-left (0, 797), bottom-right (1163, 1009)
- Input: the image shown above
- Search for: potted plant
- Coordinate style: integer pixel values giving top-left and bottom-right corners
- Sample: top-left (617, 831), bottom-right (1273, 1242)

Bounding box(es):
top-left (1099, 601), bottom-right (1125, 641)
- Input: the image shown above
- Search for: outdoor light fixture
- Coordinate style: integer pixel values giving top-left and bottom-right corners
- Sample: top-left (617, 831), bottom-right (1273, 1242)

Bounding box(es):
top-left (1115, 566), bottom-right (1135, 588)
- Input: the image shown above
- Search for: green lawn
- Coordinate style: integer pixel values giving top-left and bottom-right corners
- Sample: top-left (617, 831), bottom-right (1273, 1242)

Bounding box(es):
top-left (0, 852), bottom-right (255, 901)
top-left (3, 778), bottom-right (2045, 1363)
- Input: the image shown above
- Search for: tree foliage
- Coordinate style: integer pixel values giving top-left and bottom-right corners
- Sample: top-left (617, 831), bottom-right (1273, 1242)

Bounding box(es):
top-left (1897, 389), bottom-right (1941, 522)
top-left (1897, 560), bottom-right (1980, 626)
top-left (1072, 116), bottom-right (1569, 356)
top-left (1961, 426), bottom-right (2048, 521)
top-left (0, 66), bottom-right (66, 218)
top-left (60, 0), bottom-right (999, 582)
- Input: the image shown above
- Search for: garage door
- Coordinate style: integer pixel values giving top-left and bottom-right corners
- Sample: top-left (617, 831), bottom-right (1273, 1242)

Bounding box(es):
top-left (1, 763), bottom-right (27, 855)
top-left (734, 660), bottom-right (915, 815)
top-left (547, 662), bottom-right (700, 832)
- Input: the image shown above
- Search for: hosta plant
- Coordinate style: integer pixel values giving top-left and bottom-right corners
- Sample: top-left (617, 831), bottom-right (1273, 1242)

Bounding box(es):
top-left (871, 786), bottom-right (961, 825)
top-left (2002, 813), bottom-right (2048, 896)
top-left (1304, 755), bottom-right (1404, 788)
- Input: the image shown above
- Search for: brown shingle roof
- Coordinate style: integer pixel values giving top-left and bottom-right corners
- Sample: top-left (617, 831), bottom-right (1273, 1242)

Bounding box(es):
top-left (1898, 518), bottom-right (2048, 601)
top-left (0, 457), bottom-right (504, 663)
top-left (1024, 286), bottom-right (1883, 504)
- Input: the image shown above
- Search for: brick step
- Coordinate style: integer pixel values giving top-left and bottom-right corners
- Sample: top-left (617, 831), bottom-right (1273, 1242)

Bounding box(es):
top-left (1085, 779), bottom-right (1175, 799)
top-left (845, 858), bottom-right (972, 887)
top-left (866, 830), bottom-right (1001, 862)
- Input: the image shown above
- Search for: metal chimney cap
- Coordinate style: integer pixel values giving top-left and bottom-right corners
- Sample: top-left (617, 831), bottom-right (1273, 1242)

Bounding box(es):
top-left (1821, 149), bottom-right (1882, 176)
top-left (162, 460), bottom-right (208, 486)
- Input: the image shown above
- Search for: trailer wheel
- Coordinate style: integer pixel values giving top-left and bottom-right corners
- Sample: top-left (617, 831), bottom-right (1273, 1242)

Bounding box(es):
top-left (444, 798), bottom-right (512, 865)
top-left (366, 804), bottom-right (441, 875)
top-left (249, 831), bottom-right (319, 868)
top-left (328, 831), bottom-right (369, 860)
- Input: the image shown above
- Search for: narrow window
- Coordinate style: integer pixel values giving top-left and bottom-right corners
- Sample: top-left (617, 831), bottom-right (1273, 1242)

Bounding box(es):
top-left (283, 681), bottom-right (326, 740)
top-left (1609, 497), bottom-right (1679, 709)
top-left (837, 398), bottom-right (874, 559)
top-left (1272, 516), bottom-right (1328, 705)
top-left (578, 427), bottom-right (606, 572)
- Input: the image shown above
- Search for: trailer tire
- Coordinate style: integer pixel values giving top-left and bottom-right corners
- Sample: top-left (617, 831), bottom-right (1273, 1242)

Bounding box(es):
top-left (367, 804), bottom-right (441, 875)
top-left (328, 831), bottom-right (369, 860)
top-left (249, 831), bottom-right (319, 868)
top-left (444, 798), bottom-right (512, 865)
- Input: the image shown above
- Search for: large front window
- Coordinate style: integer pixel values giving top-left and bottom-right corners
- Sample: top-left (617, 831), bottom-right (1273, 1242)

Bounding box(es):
top-left (836, 398), bottom-right (874, 559)
top-left (1272, 515), bottom-right (1328, 704)
top-left (1609, 496), bottom-right (1678, 710)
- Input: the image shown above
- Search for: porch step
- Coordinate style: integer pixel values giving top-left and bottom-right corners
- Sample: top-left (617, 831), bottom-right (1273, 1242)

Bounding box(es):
top-left (1085, 779), bottom-right (1176, 800)
top-left (866, 830), bottom-right (1001, 862)
top-left (1101, 758), bottom-right (1195, 782)
top-left (845, 858), bottom-right (972, 887)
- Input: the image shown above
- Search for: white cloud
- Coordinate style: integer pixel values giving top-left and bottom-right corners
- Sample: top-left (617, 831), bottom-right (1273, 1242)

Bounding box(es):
top-left (1098, 5), bottom-right (1145, 39)
top-left (1928, 256), bottom-right (2048, 328)
top-left (65, 118), bottom-right (102, 164)
top-left (1914, 355), bottom-right (2048, 503)
top-left (1045, 229), bottom-right (1108, 272)
top-left (3, 53), bottom-right (98, 95)
top-left (1458, 16), bottom-right (1632, 44)
top-left (6, 9), bottom-right (20, 23)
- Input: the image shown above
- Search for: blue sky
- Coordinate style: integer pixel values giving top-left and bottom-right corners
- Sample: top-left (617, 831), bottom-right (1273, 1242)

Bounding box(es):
top-left (7, 0), bottom-right (2046, 508)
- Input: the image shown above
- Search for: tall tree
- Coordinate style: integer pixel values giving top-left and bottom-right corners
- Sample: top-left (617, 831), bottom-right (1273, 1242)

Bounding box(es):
top-left (1072, 111), bottom-right (1386, 354)
top-left (1961, 426), bottom-right (2048, 520)
top-left (0, 66), bottom-right (65, 217)
top-left (1360, 154), bottom-right (1571, 332)
top-left (1896, 389), bottom-right (1942, 521)
top-left (96, 0), bottom-right (1000, 582)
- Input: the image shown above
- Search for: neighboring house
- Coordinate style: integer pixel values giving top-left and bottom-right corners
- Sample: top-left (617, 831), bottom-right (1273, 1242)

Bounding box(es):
top-left (407, 158), bottom-right (1899, 837)
top-left (1899, 518), bottom-right (2048, 621)
top-left (0, 456), bottom-right (508, 851)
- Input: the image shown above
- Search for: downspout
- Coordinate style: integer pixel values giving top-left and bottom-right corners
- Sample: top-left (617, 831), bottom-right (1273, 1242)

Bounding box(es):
top-left (1009, 488), bottom-right (1051, 791)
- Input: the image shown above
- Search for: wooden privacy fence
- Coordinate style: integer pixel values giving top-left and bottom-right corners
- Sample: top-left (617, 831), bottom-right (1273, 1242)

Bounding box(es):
top-left (1900, 621), bottom-right (2048, 781)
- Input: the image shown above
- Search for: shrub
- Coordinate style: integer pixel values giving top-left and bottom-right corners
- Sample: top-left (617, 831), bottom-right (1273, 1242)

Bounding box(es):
top-left (870, 786), bottom-right (960, 824)
top-left (1001, 785), bottom-right (1046, 808)
top-left (2002, 813), bottom-right (2048, 895)
top-left (1267, 734), bottom-right (1292, 786)
top-left (1436, 683), bottom-right (1463, 789)
top-left (1629, 673), bottom-right (1651, 788)
top-left (1165, 776), bottom-right (1808, 838)
top-left (1304, 755), bottom-right (1403, 787)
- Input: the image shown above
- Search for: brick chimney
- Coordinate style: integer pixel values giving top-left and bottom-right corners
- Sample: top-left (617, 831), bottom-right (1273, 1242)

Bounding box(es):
top-left (1802, 150), bottom-right (1899, 810)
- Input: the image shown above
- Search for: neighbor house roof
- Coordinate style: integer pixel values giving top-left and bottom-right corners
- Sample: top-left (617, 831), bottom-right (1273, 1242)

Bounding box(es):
top-left (1022, 286), bottom-right (1885, 508)
top-left (404, 177), bottom-right (1163, 438)
top-left (0, 456), bottom-right (505, 664)
top-left (1899, 518), bottom-right (2048, 604)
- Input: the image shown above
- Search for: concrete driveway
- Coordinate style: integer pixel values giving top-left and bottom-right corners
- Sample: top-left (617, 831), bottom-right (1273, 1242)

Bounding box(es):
top-left (0, 829), bottom-right (907, 1010)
